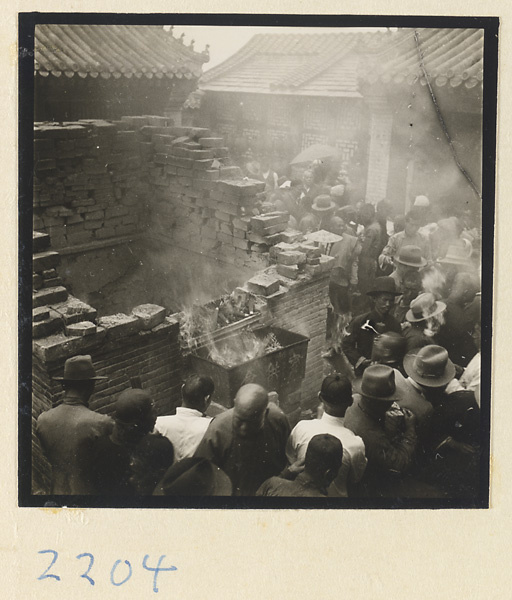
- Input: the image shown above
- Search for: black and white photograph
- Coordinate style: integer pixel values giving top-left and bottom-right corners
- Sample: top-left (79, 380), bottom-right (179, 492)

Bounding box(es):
top-left (19, 15), bottom-right (497, 509)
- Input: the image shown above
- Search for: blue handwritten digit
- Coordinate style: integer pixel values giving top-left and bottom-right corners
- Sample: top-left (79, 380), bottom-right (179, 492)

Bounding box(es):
top-left (142, 554), bottom-right (177, 593)
top-left (110, 559), bottom-right (133, 587)
top-left (37, 549), bottom-right (60, 581)
top-left (76, 553), bottom-right (95, 586)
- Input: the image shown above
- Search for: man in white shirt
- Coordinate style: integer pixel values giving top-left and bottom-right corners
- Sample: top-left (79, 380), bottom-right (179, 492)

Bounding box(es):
top-left (286, 374), bottom-right (367, 497)
top-left (155, 375), bottom-right (214, 463)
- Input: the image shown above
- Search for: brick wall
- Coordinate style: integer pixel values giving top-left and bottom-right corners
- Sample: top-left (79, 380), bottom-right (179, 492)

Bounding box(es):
top-left (33, 118), bottom-right (157, 249)
top-left (31, 115), bottom-right (339, 493)
top-left (266, 272), bottom-right (331, 415)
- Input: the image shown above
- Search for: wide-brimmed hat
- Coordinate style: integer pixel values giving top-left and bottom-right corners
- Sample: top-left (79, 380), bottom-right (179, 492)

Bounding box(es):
top-left (312, 195), bottom-right (336, 213)
top-left (438, 242), bottom-right (473, 266)
top-left (403, 345), bottom-right (456, 387)
top-left (53, 355), bottom-right (107, 382)
top-left (394, 245), bottom-right (427, 268)
top-left (367, 277), bottom-right (401, 297)
top-left (353, 364), bottom-right (400, 402)
top-left (154, 458), bottom-right (232, 496)
top-left (406, 293), bottom-right (446, 323)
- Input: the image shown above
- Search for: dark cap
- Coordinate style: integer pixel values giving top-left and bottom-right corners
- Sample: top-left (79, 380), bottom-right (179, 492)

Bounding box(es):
top-left (367, 277), bottom-right (400, 297)
top-left (320, 373), bottom-right (352, 406)
top-left (115, 389), bottom-right (154, 425)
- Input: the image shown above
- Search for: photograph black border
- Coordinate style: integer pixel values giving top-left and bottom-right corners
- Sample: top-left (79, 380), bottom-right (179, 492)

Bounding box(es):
top-left (18, 12), bottom-right (498, 509)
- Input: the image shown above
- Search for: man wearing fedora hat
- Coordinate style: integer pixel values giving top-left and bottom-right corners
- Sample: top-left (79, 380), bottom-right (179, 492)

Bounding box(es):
top-left (311, 194), bottom-right (337, 230)
top-left (369, 333), bottom-right (433, 442)
top-left (403, 345), bottom-right (481, 498)
top-left (379, 208), bottom-right (432, 273)
top-left (36, 355), bottom-right (113, 495)
top-left (342, 277), bottom-right (402, 376)
top-left (257, 434), bottom-right (344, 497)
top-left (344, 365), bottom-right (418, 497)
top-left (404, 292), bottom-right (447, 353)
top-left (389, 245), bottom-right (427, 295)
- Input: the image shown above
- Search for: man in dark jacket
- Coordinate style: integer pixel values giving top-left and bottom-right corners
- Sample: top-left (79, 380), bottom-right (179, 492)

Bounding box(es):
top-left (194, 384), bottom-right (290, 496)
top-left (36, 355), bottom-right (113, 495)
top-left (403, 345), bottom-right (480, 498)
top-left (344, 365), bottom-right (418, 497)
top-left (342, 277), bottom-right (402, 376)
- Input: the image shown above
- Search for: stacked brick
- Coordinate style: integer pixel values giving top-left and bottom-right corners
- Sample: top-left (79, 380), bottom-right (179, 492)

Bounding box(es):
top-left (31, 235), bottom-right (184, 494)
top-left (33, 119), bottom-right (150, 249)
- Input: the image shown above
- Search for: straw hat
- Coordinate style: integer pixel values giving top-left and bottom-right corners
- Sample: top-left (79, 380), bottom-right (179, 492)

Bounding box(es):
top-left (406, 293), bottom-right (446, 323)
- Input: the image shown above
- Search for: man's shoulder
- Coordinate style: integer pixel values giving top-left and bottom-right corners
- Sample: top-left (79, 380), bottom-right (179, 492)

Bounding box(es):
top-left (206, 408), bottom-right (234, 431)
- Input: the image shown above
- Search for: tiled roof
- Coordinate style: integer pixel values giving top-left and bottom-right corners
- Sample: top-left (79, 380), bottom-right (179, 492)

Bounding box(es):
top-left (366, 28), bottom-right (484, 88)
top-left (34, 24), bottom-right (209, 79)
top-left (201, 28), bottom-right (483, 95)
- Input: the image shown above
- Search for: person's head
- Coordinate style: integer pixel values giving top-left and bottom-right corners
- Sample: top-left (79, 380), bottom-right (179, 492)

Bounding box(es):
top-left (182, 375), bottom-right (215, 413)
top-left (358, 203), bottom-right (376, 227)
top-left (373, 292), bottom-right (395, 317)
top-left (371, 332), bottom-right (407, 369)
top-left (367, 277), bottom-right (399, 317)
top-left (401, 270), bottom-right (423, 306)
top-left (129, 434), bottom-right (175, 495)
top-left (299, 213), bottom-right (320, 233)
top-left (448, 271), bottom-right (480, 305)
top-left (302, 169), bottom-right (314, 187)
top-left (356, 364), bottom-right (399, 416)
top-left (114, 389), bottom-right (157, 443)
top-left (233, 383), bottom-right (269, 438)
top-left (326, 216), bottom-right (346, 236)
top-left (61, 379), bottom-right (96, 402)
top-left (55, 354), bottom-right (107, 404)
top-left (404, 208), bottom-right (423, 236)
top-left (304, 434), bottom-right (343, 491)
top-left (319, 373), bottom-right (353, 417)
top-left (394, 245), bottom-right (426, 276)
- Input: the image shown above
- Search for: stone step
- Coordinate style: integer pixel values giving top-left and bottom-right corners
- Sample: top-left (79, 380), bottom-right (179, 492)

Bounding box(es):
top-left (33, 286), bottom-right (68, 308)
top-left (33, 250), bottom-right (61, 273)
top-left (33, 231), bottom-right (51, 253)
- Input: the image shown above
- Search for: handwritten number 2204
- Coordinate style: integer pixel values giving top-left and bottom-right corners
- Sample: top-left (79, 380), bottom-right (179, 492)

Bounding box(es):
top-left (37, 550), bottom-right (177, 593)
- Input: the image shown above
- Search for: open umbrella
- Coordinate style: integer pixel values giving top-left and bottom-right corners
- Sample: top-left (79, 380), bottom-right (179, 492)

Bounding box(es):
top-left (290, 144), bottom-right (340, 165)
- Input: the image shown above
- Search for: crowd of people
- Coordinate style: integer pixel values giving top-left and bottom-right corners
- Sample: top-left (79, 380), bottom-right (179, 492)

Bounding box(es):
top-left (35, 156), bottom-right (483, 500)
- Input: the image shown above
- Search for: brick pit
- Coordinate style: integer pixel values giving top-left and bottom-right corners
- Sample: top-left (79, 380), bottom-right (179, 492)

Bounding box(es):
top-left (31, 116), bottom-right (336, 494)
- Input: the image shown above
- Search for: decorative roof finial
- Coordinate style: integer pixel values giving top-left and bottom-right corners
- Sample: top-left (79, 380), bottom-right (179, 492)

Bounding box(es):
top-left (189, 39), bottom-right (195, 51)
top-left (179, 33), bottom-right (185, 44)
